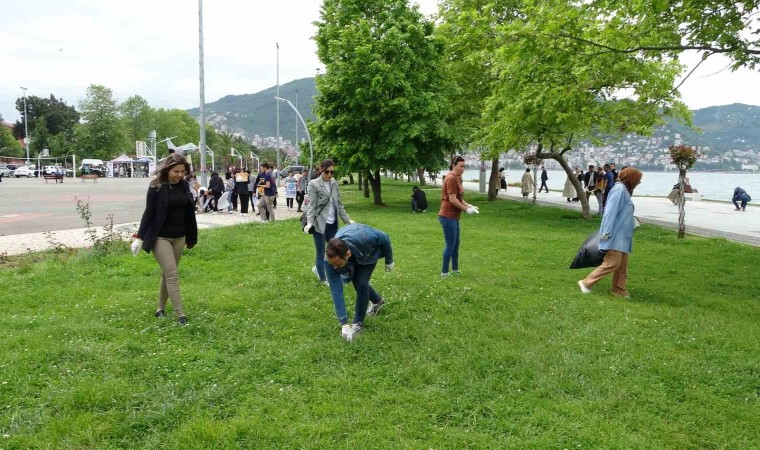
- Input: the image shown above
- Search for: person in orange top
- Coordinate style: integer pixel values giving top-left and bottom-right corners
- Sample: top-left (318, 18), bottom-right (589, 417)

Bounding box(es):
top-left (438, 155), bottom-right (479, 277)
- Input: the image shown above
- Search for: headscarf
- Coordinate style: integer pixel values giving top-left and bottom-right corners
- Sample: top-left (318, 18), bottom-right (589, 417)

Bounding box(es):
top-left (618, 167), bottom-right (643, 194)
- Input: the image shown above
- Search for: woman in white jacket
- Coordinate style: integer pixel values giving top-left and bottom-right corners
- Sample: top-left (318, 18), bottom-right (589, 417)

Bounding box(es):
top-left (304, 159), bottom-right (355, 284)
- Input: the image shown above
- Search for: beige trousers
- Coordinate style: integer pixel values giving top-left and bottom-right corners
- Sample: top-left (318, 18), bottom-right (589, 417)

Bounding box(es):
top-left (581, 249), bottom-right (630, 297)
top-left (258, 195), bottom-right (276, 221)
top-left (153, 236), bottom-right (186, 317)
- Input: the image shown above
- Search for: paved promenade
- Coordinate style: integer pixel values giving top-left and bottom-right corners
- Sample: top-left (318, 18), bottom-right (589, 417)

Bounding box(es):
top-left (0, 176), bottom-right (757, 256)
top-left (0, 177), bottom-right (300, 256)
top-left (461, 180), bottom-right (760, 246)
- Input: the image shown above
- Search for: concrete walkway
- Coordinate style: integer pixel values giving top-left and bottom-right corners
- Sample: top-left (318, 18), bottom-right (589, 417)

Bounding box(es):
top-left (461, 181), bottom-right (760, 246)
top-left (0, 207), bottom-right (302, 257)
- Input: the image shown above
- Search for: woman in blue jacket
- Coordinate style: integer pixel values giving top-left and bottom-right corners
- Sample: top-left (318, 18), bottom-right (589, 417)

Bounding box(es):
top-left (324, 224), bottom-right (393, 341)
top-left (578, 168), bottom-right (642, 299)
top-left (135, 153), bottom-right (198, 325)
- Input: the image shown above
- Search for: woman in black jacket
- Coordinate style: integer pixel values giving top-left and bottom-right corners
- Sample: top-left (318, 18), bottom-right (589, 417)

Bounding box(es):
top-left (135, 153), bottom-right (198, 325)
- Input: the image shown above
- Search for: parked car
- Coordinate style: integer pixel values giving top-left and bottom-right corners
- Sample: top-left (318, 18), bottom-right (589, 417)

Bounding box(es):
top-left (0, 165), bottom-right (15, 177)
top-left (13, 166), bottom-right (34, 178)
top-left (279, 165), bottom-right (305, 178)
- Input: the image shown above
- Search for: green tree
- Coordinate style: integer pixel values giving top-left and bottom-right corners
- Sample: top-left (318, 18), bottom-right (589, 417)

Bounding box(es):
top-left (314, 0), bottom-right (454, 205)
top-left (120, 95), bottom-right (154, 145)
top-left (585, 0), bottom-right (760, 70)
top-left (13, 94), bottom-right (79, 140)
top-left (0, 125), bottom-right (23, 157)
top-left (438, 0), bottom-right (522, 200)
top-left (78, 84), bottom-right (127, 160)
top-left (483, 1), bottom-right (689, 218)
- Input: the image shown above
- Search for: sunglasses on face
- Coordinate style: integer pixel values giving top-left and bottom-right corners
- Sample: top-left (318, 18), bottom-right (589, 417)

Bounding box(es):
top-left (323, 170), bottom-right (335, 175)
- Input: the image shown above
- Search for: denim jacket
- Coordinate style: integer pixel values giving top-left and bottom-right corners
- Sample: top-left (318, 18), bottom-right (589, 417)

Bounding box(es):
top-left (599, 183), bottom-right (635, 254)
top-left (332, 224), bottom-right (393, 266)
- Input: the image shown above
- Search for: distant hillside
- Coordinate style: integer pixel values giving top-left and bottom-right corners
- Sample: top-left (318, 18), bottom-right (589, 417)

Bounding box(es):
top-left (662, 103), bottom-right (760, 152)
top-left (191, 79), bottom-right (760, 155)
top-left (188, 78), bottom-right (317, 140)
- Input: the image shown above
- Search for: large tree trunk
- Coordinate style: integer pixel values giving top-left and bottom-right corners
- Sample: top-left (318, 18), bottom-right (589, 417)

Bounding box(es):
top-left (488, 157), bottom-right (499, 201)
top-left (367, 170), bottom-right (384, 205)
top-left (363, 170), bottom-right (370, 198)
top-left (677, 169), bottom-right (686, 238)
top-left (417, 168), bottom-right (426, 186)
top-left (541, 155), bottom-right (592, 219)
top-left (348, 173), bottom-right (354, 184)
top-left (357, 171), bottom-right (363, 191)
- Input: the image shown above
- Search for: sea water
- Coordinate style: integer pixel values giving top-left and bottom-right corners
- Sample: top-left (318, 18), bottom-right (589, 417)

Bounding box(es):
top-left (438, 169), bottom-right (759, 201)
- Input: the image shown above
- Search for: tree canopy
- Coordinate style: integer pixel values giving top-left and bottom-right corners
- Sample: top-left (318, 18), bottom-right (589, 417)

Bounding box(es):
top-left (313, 0), bottom-right (455, 205)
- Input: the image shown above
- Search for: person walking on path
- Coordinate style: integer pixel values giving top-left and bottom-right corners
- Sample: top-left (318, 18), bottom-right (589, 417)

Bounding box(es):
top-left (133, 153), bottom-right (198, 325)
top-left (602, 163), bottom-right (615, 208)
top-left (439, 155), bottom-right (479, 278)
top-left (324, 223), bottom-right (393, 341)
top-left (538, 166), bottom-right (549, 193)
top-left (563, 169), bottom-right (577, 202)
top-left (257, 163), bottom-right (276, 221)
top-left (499, 167), bottom-right (507, 191)
top-left (304, 159), bottom-right (355, 284)
top-left (295, 171), bottom-right (307, 212)
top-left (234, 169), bottom-right (251, 215)
top-left (521, 168), bottom-right (534, 198)
top-left (224, 173), bottom-right (235, 213)
top-left (578, 167), bottom-right (643, 299)
top-left (284, 170), bottom-right (297, 210)
top-left (593, 166), bottom-right (606, 215)
top-left (732, 187), bottom-right (751, 211)
top-left (208, 171), bottom-right (224, 212)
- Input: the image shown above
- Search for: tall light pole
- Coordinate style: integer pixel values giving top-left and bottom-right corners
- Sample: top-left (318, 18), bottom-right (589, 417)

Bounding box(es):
top-left (197, 0), bottom-right (208, 186)
top-left (276, 42), bottom-right (281, 171)
top-left (295, 89), bottom-right (299, 159)
top-left (275, 96), bottom-right (313, 180)
top-left (20, 86), bottom-right (30, 163)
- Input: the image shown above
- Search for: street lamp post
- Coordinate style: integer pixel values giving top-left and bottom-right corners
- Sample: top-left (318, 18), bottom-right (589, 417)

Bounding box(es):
top-left (274, 96), bottom-right (313, 179)
top-left (20, 86), bottom-right (30, 163)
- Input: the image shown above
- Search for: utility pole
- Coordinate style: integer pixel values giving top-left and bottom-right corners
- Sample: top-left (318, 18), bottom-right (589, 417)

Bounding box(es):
top-left (276, 42), bottom-right (280, 170)
top-left (197, 0), bottom-right (208, 186)
top-left (20, 86), bottom-right (30, 163)
top-left (295, 89), bottom-right (299, 159)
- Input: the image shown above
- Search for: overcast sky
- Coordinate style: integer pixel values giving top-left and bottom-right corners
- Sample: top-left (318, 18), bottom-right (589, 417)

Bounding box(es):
top-left (3, 0), bottom-right (760, 125)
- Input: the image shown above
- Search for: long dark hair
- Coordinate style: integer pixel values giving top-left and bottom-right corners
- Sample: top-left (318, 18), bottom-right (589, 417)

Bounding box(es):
top-left (150, 153), bottom-right (191, 189)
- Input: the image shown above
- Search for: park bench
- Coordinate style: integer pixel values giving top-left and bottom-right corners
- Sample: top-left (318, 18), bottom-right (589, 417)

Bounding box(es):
top-left (42, 173), bottom-right (64, 184)
top-left (80, 174), bottom-right (99, 183)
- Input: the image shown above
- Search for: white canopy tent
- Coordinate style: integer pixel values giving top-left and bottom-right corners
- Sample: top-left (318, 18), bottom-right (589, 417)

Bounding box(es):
top-left (107, 154), bottom-right (134, 178)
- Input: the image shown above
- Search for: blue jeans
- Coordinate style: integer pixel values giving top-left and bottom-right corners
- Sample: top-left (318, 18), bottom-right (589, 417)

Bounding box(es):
top-left (439, 216), bottom-right (460, 274)
top-left (312, 221), bottom-right (338, 281)
top-left (325, 261), bottom-right (380, 325)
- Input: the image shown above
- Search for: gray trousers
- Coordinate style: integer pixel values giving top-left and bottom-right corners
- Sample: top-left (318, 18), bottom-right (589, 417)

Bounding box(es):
top-left (258, 195), bottom-right (276, 221)
top-left (153, 236), bottom-right (186, 317)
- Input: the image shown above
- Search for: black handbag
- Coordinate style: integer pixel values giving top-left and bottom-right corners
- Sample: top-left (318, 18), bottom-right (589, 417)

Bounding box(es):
top-left (569, 230), bottom-right (606, 269)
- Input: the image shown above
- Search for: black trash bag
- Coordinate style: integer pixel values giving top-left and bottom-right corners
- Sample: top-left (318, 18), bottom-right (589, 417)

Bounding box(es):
top-left (569, 230), bottom-right (606, 269)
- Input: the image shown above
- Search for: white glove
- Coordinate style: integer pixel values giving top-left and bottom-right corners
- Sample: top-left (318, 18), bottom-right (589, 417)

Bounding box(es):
top-left (600, 232), bottom-right (611, 242)
top-left (130, 239), bottom-right (143, 256)
top-left (348, 220), bottom-right (356, 225)
top-left (385, 262), bottom-right (394, 272)
top-left (466, 205), bottom-right (479, 215)
top-left (303, 223), bottom-right (313, 234)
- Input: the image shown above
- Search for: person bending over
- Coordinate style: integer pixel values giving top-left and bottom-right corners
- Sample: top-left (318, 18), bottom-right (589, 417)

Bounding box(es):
top-left (324, 224), bottom-right (393, 341)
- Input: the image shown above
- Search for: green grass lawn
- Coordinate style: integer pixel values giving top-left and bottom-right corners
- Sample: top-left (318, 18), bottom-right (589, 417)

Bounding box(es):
top-left (1, 181), bottom-right (758, 449)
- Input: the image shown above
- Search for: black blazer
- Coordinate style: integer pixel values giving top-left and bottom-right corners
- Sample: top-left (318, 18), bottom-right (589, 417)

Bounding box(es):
top-left (137, 180), bottom-right (198, 253)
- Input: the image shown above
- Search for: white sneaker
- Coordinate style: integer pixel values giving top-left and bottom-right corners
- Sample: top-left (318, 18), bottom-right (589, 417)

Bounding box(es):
top-left (341, 324), bottom-right (353, 341)
top-left (228, 210), bottom-right (234, 214)
top-left (311, 266), bottom-right (321, 280)
top-left (578, 280), bottom-right (592, 294)
top-left (323, 280), bottom-right (330, 287)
